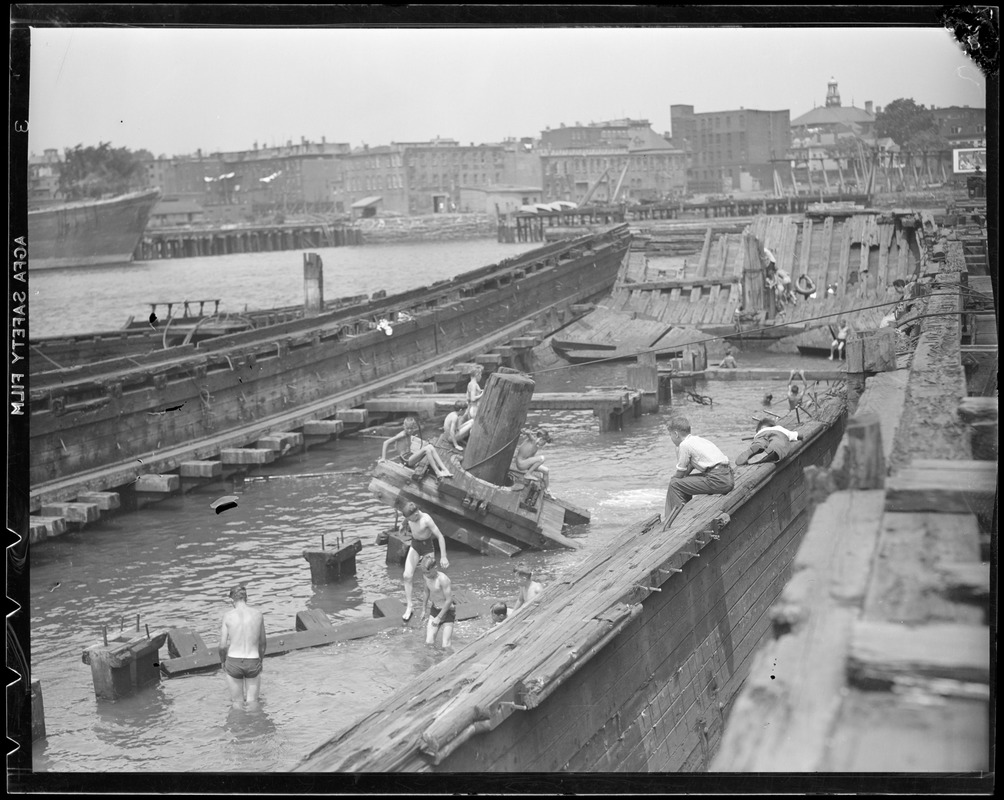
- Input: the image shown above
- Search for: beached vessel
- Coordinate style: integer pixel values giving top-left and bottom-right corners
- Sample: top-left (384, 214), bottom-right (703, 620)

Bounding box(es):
top-left (298, 395), bottom-right (847, 771)
top-left (27, 188), bottom-right (161, 270)
top-left (29, 224), bottom-right (632, 511)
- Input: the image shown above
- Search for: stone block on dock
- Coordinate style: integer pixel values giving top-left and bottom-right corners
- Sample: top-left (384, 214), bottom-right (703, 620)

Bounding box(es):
top-left (302, 538), bottom-right (363, 583)
top-left (335, 409), bottom-right (369, 427)
top-left (39, 502), bottom-right (101, 524)
top-left (301, 419), bottom-right (345, 436)
top-left (219, 448), bottom-right (275, 465)
top-left (179, 460), bottom-right (223, 479)
top-left (29, 516), bottom-right (68, 541)
top-left (134, 474), bottom-right (181, 492)
top-left (256, 431), bottom-right (304, 453)
top-left (75, 492), bottom-right (121, 511)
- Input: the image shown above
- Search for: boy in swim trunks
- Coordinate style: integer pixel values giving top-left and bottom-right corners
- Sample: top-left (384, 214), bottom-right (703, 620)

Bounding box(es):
top-left (419, 553), bottom-right (455, 648)
top-left (218, 584), bottom-right (267, 710)
top-left (380, 416), bottom-right (454, 480)
top-left (400, 502), bottom-right (449, 621)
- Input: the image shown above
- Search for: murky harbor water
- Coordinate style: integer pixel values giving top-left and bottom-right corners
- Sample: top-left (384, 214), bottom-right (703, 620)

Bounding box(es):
top-left (26, 240), bottom-right (833, 771)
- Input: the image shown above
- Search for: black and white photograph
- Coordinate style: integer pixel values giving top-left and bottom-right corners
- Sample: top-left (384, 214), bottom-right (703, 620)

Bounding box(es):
top-left (8, 5), bottom-right (995, 794)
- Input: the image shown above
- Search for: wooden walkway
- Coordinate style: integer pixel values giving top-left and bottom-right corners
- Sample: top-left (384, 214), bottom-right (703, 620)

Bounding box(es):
top-left (712, 230), bottom-right (993, 774)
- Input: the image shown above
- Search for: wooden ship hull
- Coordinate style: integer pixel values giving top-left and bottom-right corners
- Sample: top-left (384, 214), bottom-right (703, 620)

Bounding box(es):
top-left (298, 398), bottom-right (847, 772)
top-left (604, 209), bottom-right (926, 344)
top-left (29, 225), bottom-right (631, 511)
top-left (27, 188), bottom-right (162, 270)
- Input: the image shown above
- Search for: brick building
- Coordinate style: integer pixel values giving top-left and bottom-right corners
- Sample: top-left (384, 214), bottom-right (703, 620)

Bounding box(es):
top-left (539, 119), bottom-right (687, 203)
top-left (929, 106), bottom-right (987, 148)
top-left (671, 105), bottom-right (791, 194)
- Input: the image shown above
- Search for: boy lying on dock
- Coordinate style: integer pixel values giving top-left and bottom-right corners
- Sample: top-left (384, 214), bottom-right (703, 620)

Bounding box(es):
top-left (380, 416), bottom-right (453, 481)
top-left (736, 417), bottom-right (802, 466)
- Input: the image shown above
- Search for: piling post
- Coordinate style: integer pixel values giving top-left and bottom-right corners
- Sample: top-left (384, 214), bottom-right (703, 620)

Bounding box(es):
top-left (626, 351), bottom-right (660, 413)
top-left (462, 371), bottom-right (535, 485)
top-left (31, 680), bottom-right (46, 741)
top-left (302, 538), bottom-right (362, 583)
top-left (303, 253), bottom-right (324, 317)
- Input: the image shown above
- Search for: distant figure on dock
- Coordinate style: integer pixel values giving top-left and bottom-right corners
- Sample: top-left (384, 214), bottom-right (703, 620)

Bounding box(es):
top-left (829, 320), bottom-right (849, 360)
top-left (218, 585), bottom-right (267, 711)
top-left (443, 401), bottom-right (473, 451)
top-left (380, 416), bottom-right (453, 481)
top-left (787, 370), bottom-right (807, 410)
top-left (419, 553), bottom-right (455, 648)
top-left (466, 365), bottom-right (485, 419)
top-left (490, 602), bottom-right (509, 626)
top-left (662, 416), bottom-right (734, 531)
top-left (510, 429), bottom-right (550, 492)
top-left (511, 566), bottom-right (544, 617)
top-left (736, 417), bottom-right (802, 465)
top-left (718, 349), bottom-right (738, 369)
top-left (400, 501), bottom-right (449, 622)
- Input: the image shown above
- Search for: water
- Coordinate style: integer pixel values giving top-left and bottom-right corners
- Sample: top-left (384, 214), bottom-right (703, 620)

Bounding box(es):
top-left (25, 241), bottom-right (834, 772)
top-left (29, 239), bottom-right (541, 338)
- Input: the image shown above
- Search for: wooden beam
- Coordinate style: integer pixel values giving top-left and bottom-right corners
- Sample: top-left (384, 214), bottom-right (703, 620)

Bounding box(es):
top-left (885, 461), bottom-right (996, 514)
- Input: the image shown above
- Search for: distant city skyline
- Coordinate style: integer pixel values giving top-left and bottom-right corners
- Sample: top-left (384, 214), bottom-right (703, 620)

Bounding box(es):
top-left (24, 24), bottom-right (988, 159)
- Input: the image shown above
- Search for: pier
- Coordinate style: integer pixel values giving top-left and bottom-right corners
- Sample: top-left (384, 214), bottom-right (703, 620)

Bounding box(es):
top-left (137, 221), bottom-right (363, 260)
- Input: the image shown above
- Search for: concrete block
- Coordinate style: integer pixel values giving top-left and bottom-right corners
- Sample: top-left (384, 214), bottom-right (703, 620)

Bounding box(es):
top-left (179, 460), bottom-right (223, 479)
top-left (256, 431), bottom-right (304, 452)
top-left (335, 409), bottom-right (369, 426)
top-left (76, 492), bottom-right (121, 511)
top-left (219, 448), bottom-right (275, 465)
top-left (133, 474), bottom-right (181, 492)
top-left (301, 419), bottom-right (345, 436)
top-left (40, 502), bottom-right (100, 524)
top-left (31, 516), bottom-right (68, 538)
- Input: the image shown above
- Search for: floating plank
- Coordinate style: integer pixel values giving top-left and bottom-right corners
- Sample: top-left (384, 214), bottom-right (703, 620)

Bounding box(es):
top-left (75, 491), bottom-right (121, 511)
top-left (219, 448), bottom-right (275, 465)
top-left (179, 460), bottom-right (223, 479)
top-left (133, 473), bottom-right (181, 492)
top-left (847, 621), bottom-right (990, 688)
top-left (39, 502), bottom-right (100, 523)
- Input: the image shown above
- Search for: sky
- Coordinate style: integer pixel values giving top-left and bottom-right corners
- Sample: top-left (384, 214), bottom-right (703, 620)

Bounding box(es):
top-left (22, 23), bottom-right (989, 158)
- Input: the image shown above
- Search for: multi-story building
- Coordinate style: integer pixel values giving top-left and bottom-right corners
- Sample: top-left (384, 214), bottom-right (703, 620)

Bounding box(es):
top-left (28, 148), bottom-right (63, 204)
top-left (929, 105), bottom-right (986, 148)
top-left (539, 119), bottom-right (687, 203)
top-left (671, 104), bottom-right (791, 194)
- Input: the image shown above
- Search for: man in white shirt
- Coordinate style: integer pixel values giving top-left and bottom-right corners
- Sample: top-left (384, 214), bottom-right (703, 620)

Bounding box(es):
top-left (737, 417), bottom-right (802, 466)
top-left (663, 416), bottom-right (734, 531)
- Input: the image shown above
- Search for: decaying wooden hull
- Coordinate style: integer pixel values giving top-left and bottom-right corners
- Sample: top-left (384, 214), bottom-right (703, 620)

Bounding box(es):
top-left (30, 225), bottom-right (631, 510)
top-left (296, 398), bottom-right (846, 772)
top-left (369, 454), bottom-right (587, 554)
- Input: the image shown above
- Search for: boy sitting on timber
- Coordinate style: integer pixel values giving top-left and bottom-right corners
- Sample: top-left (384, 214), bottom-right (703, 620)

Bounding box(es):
top-left (380, 416), bottom-right (453, 481)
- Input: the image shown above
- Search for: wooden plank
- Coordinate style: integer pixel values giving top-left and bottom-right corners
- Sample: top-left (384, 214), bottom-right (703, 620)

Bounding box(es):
top-left (166, 628), bottom-right (212, 659)
top-left (958, 397), bottom-right (997, 424)
top-left (847, 621), bottom-right (989, 687)
top-left (696, 227), bottom-right (713, 277)
top-left (300, 419), bottom-right (345, 436)
top-left (817, 216), bottom-right (834, 292)
top-left (296, 608), bottom-right (335, 630)
top-left (797, 218), bottom-right (813, 280)
top-left (885, 463), bottom-right (996, 514)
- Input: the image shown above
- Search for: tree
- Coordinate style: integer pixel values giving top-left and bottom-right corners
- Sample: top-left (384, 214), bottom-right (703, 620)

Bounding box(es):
top-left (874, 98), bottom-right (936, 147)
top-left (58, 142), bottom-right (147, 200)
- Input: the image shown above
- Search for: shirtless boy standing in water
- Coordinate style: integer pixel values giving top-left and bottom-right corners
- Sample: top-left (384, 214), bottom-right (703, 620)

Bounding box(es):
top-left (218, 585), bottom-right (267, 710)
top-left (400, 502), bottom-right (449, 621)
top-left (419, 553), bottom-right (455, 648)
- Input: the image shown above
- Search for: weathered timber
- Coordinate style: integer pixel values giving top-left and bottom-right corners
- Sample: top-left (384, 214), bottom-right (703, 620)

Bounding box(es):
top-left (296, 609), bottom-right (335, 631)
top-left (302, 539), bottom-right (363, 583)
top-left (31, 681), bottom-right (46, 742)
top-left (31, 226), bottom-right (631, 510)
top-left (179, 460), bottom-right (223, 479)
top-left (219, 448), bottom-right (275, 465)
top-left (847, 621), bottom-right (990, 688)
top-left (884, 460), bottom-right (996, 515)
top-left (256, 431), bottom-right (303, 453)
top-left (296, 400), bottom-right (844, 772)
top-left (463, 372), bottom-right (535, 485)
top-left (82, 630), bottom-right (169, 700)
top-left (133, 474), bottom-right (180, 492)
top-left (300, 419), bottom-right (345, 436)
top-left (39, 501), bottom-right (100, 524)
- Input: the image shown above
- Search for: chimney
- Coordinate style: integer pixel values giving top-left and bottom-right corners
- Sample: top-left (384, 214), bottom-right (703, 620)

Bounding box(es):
top-left (865, 100), bottom-right (873, 115)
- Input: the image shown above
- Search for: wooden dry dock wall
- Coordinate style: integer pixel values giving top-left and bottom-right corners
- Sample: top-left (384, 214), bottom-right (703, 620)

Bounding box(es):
top-left (30, 231), bottom-right (628, 508)
top-left (711, 232), bottom-right (993, 775)
top-left (296, 401), bottom-right (845, 772)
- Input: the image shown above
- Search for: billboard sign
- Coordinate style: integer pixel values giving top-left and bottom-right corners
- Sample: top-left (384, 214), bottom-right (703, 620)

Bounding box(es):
top-left (953, 147), bottom-right (986, 174)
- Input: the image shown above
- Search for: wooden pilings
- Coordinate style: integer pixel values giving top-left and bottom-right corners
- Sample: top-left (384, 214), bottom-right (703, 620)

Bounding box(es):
top-left (462, 371), bottom-right (535, 485)
top-left (626, 352), bottom-right (659, 413)
top-left (139, 224), bottom-right (362, 260)
top-left (303, 253), bottom-right (324, 317)
top-left (82, 625), bottom-right (169, 701)
top-left (302, 536), bottom-right (362, 583)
